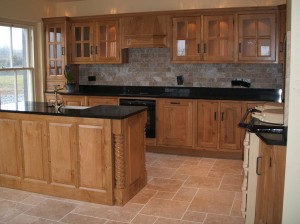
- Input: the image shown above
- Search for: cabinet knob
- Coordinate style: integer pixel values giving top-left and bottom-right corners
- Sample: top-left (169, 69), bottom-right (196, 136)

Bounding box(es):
top-left (197, 43), bottom-right (201, 54)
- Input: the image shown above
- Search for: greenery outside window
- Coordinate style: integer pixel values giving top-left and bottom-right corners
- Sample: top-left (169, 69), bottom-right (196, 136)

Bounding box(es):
top-left (0, 23), bottom-right (34, 108)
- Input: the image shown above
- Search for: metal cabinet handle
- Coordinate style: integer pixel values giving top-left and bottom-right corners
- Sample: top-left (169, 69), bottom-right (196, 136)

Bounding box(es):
top-left (221, 112), bottom-right (224, 121)
top-left (214, 111), bottom-right (217, 121)
top-left (170, 102), bottom-right (180, 105)
top-left (62, 47), bottom-right (65, 55)
top-left (256, 156), bottom-right (262, 175)
top-left (197, 44), bottom-right (200, 54)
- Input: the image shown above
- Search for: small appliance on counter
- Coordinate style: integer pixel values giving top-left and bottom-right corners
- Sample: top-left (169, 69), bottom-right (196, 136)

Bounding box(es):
top-left (238, 103), bottom-right (286, 224)
top-left (231, 78), bottom-right (251, 88)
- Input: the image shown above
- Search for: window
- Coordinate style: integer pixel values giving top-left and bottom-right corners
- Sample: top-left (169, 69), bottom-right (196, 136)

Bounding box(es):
top-left (0, 23), bottom-right (34, 107)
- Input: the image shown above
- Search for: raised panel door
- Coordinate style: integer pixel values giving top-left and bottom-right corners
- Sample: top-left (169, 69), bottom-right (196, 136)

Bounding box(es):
top-left (238, 14), bottom-right (276, 62)
top-left (197, 101), bottom-right (219, 149)
top-left (71, 22), bottom-right (94, 62)
top-left (48, 122), bottom-right (77, 187)
top-left (21, 120), bottom-right (48, 182)
top-left (172, 17), bottom-right (201, 62)
top-left (78, 121), bottom-right (112, 192)
top-left (219, 102), bottom-right (242, 150)
top-left (157, 99), bottom-right (193, 147)
top-left (62, 95), bottom-right (86, 106)
top-left (87, 96), bottom-right (118, 106)
top-left (203, 15), bottom-right (234, 61)
top-left (0, 118), bottom-right (21, 177)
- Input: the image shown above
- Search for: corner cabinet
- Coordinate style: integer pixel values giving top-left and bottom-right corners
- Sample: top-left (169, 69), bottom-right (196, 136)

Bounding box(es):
top-left (238, 13), bottom-right (276, 62)
top-left (43, 17), bottom-right (70, 91)
top-left (156, 99), bottom-right (194, 147)
top-left (197, 101), bottom-right (242, 151)
top-left (172, 14), bottom-right (234, 63)
top-left (71, 19), bottom-right (125, 64)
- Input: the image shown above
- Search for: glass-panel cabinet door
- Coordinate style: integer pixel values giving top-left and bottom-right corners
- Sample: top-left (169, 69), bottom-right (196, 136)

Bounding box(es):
top-left (71, 23), bottom-right (94, 62)
top-left (95, 21), bottom-right (119, 62)
top-left (172, 17), bottom-right (201, 62)
top-left (203, 15), bottom-right (234, 62)
top-left (46, 25), bottom-right (65, 78)
top-left (238, 14), bottom-right (276, 62)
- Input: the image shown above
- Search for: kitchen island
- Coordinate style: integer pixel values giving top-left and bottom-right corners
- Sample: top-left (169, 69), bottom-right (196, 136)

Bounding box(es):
top-left (0, 102), bottom-right (147, 206)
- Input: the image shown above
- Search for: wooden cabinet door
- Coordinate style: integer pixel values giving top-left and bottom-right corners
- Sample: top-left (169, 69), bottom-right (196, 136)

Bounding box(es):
top-left (219, 102), bottom-right (242, 150)
top-left (279, 8), bottom-right (286, 63)
top-left (172, 17), bottom-right (201, 62)
top-left (44, 18), bottom-right (69, 91)
top-left (62, 95), bottom-right (86, 106)
top-left (197, 101), bottom-right (219, 149)
top-left (238, 14), bottom-right (276, 62)
top-left (95, 20), bottom-right (121, 63)
top-left (157, 99), bottom-right (194, 147)
top-left (71, 22), bottom-right (94, 62)
top-left (203, 15), bottom-right (234, 62)
top-left (87, 96), bottom-right (118, 106)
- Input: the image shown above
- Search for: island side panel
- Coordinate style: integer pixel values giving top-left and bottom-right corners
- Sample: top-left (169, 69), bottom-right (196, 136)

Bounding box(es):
top-left (0, 112), bottom-right (114, 205)
top-left (113, 111), bottom-right (147, 205)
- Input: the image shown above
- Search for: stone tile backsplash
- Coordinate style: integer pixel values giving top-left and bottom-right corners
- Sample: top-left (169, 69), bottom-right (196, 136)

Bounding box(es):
top-left (79, 48), bottom-right (283, 89)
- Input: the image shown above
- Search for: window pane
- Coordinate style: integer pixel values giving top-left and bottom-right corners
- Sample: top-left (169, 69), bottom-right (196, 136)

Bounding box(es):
top-left (12, 27), bottom-right (28, 67)
top-left (0, 71), bottom-right (16, 105)
top-left (0, 26), bottom-right (11, 68)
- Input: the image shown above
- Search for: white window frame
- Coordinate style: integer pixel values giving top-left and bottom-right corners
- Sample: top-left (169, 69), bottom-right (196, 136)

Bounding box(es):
top-left (0, 21), bottom-right (35, 106)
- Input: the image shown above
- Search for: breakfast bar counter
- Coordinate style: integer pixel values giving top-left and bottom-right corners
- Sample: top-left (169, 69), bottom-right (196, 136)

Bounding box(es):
top-left (0, 102), bottom-right (147, 205)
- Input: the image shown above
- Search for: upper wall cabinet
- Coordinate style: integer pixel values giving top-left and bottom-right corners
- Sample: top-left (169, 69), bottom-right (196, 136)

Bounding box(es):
top-left (121, 15), bottom-right (170, 48)
top-left (172, 14), bottom-right (234, 63)
top-left (71, 19), bottom-right (125, 64)
top-left (238, 13), bottom-right (276, 62)
top-left (43, 17), bottom-right (70, 91)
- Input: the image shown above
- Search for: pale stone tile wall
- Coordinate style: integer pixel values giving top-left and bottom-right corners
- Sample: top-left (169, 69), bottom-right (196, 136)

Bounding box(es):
top-left (79, 48), bottom-right (283, 89)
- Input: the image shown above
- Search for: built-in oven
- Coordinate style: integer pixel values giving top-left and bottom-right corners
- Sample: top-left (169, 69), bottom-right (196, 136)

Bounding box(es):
top-left (119, 99), bottom-right (155, 138)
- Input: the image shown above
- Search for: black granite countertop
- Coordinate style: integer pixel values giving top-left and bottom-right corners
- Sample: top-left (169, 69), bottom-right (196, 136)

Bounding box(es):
top-left (48, 85), bottom-right (283, 102)
top-left (0, 102), bottom-right (147, 119)
top-left (256, 132), bottom-right (287, 146)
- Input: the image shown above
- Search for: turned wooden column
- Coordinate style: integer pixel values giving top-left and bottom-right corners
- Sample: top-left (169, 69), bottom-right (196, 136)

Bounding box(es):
top-left (114, 133), bottom-right (125, 189)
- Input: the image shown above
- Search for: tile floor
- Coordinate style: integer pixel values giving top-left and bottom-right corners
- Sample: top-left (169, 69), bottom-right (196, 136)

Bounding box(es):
top-left (0, 152), bottom-right (244, 224)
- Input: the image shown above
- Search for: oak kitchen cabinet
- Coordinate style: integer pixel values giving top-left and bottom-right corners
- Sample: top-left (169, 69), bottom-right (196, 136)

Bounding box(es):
top-left (238, 13), bottom-right (276, 62)
top-left (197, 100), bottom-right (242, 151)
top-left (157, 99), bottom-right (194, 147)
top-left (60, 95), bottom-right (119, 106)
top-left (255, 140), bottom-right (286, 224)
top-left (87, 96), bottom-right (118, 106)
top-left (61, 95), bottom-right (86, 106)
top-left (71, 19), bottom-right (124, 64)
top-left (43, 17), bottom-right (70, 91)
top-left (172, 14), bottom-right (234, 63)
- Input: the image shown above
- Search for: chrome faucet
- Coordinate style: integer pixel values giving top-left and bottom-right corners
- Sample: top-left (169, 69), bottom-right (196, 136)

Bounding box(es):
top-left (53, 85), bottom-right (64, 112)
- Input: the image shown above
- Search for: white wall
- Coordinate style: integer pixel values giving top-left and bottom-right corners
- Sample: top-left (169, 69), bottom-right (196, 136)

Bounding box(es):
top-left (282, 0), bottom-right (300, 223)
top-left (53, 0), bottom-right (286, 17)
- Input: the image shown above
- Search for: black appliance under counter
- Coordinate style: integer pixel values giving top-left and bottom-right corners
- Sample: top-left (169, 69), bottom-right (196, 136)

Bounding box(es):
top-left (0, 102), bottom-right (147, 120)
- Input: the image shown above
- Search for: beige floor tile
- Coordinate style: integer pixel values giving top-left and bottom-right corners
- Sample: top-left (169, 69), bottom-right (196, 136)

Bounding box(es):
top-left (173, 187), bottom-right (198, 202)
top-left (6, 213), bottom-right (39, 224)
top-left (25, 199), bottom-right (77, 221)
top-left (235, 192), bottom-right (242, 200)
top-left (219, 184), bottom-right (242, 192)
top-left (72, 204), bottom-right (139, 223)
top-left (131, 214), bottom-right (158, 224)
top-left (203, 214), bottom-right (244, 224)
top-left (146, 178), bottom-right (184, 192)
top-left (170, 173), bottom-right (189, 181)
top-left (60, 213), bottom-right (106, 224)
top-left (154, 191), bottom-right (175, 200)
top-left (189, 189), bottom-right (235, 215)
top-left (21, 195), bottom-right (47, 206)
top-left (184, 176), bottom-right (222, 189)
top-left (182, 210), bottom-right (206, 222)
top-left (230, 199), bottom-right (242, 217)
top-left (0, 188), bottom-right (31, 202)
top-left (210, 160), bottom-right (242, 175)
top-left (140, 198), bottom-right (189, 219)
top-left (0, 200), bottom-right (33, 223)
top-left (176, 165), bottom-right (210, 177)
top-left (198, 158), bottom-right (216, 167)
top-left (219, 174), bottom-right (243, 192)
top-left (207, 172), bottom-right (224, 178)
top-left (155, 217), bottom-right (201, 224)
top-left (129, 188), bottom-right (157, 204)
top-left (147, 166), bottom-right (177, 179)
top-left (151, 158), bottom-right (184, 169)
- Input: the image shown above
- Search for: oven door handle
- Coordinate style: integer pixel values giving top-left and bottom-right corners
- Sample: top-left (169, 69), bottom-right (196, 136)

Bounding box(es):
top-left (239, 108), bottom-right (261, 129)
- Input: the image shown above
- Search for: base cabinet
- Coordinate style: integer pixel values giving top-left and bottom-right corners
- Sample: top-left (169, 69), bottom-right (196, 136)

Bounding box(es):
top-left (197, 101), bottom-right (242, 151)
top-left (255, 141), bottom-right (286, 224)
top-left (157, 99), bottom-right (194, 147)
